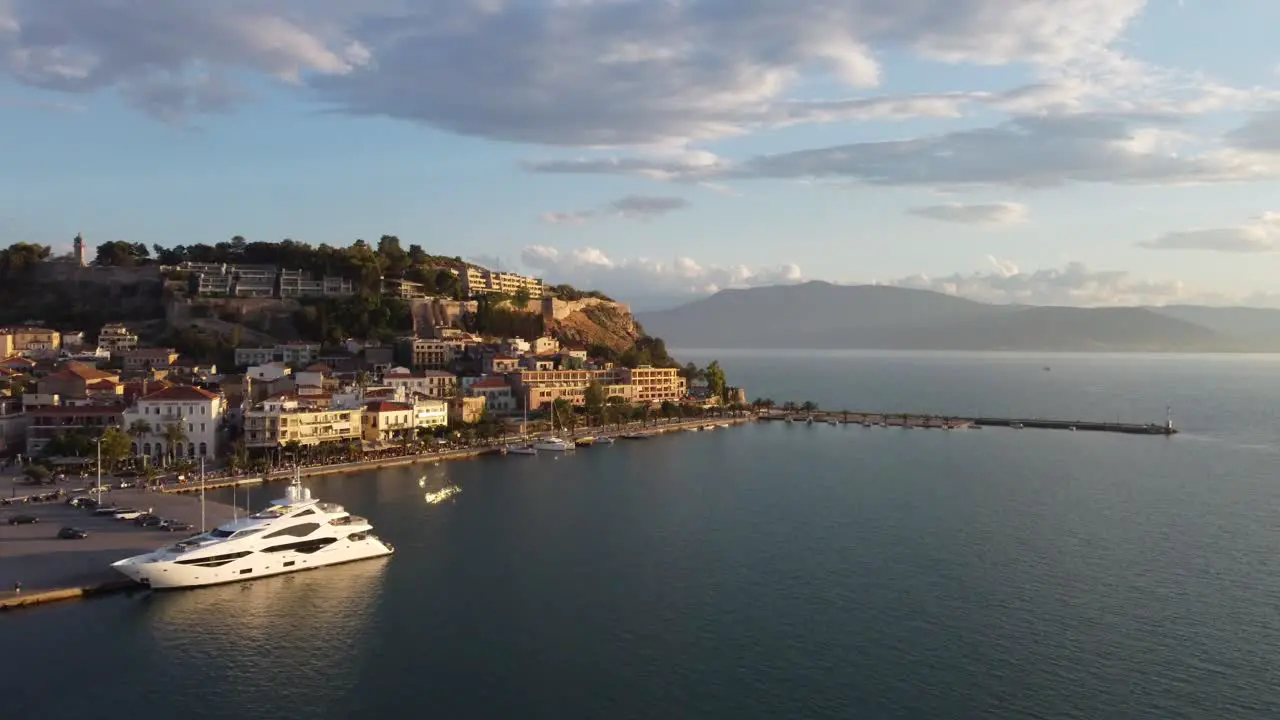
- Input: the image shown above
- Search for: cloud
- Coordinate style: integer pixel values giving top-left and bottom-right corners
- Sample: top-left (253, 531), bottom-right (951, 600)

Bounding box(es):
top-left (885, 256), bottom-right (1198, 306)
top-left (1137, 212), bottom-right (1280, 253)
top-left (907, 202), bottom-right (1028, 226)
top-left (541, 195), bottom-right (689, 224)
top-left (520, 245), bottom-right (802, 298)
top-left (6, 0), bottom-right (1257, 144)
top-left (534, 113), bottom-right (1280, 189)
top-left (1225, 112), bottom-right (1280, 153)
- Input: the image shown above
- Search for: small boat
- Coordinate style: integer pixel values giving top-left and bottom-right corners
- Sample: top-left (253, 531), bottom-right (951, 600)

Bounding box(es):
top-left (575, 436), bottom-right (596, 447)
top-left (621, 433), bottom-right (648, 440)
top-left (862, 421), bottom-right (872, 427)
top-left (717, 423), bottom-right (731, 428)
top-left (827, 419), bottom-right (838, 426)
top-left (689, 426), bottom-right (701, 432)
top-left (506, 444), bottom-right (538, 455)
top-left (1068, 426), bottom-right (1077, 432)
top-left (805, 416), bottom-right (814, 425)
top-left (597, 436), bottom-right (616, 445)
top-left (1011, 422), bottom-right (1025, 429)
top-left (534, 437), bottom-right (572, 452)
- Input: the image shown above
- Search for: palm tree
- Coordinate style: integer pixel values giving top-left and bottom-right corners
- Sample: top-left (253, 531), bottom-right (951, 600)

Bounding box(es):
top-left (127, 419), bottom-right (152, 459)
top-left (162, 422), bottom-right (188, 466)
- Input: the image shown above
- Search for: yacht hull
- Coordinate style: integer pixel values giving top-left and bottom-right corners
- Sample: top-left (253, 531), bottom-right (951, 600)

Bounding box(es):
top-left (112, 537), bottom-right (394, 590)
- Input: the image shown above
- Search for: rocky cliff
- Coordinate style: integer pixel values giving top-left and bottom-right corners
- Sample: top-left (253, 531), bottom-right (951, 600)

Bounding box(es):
top-left (549, 301), bottom-right (643, 354)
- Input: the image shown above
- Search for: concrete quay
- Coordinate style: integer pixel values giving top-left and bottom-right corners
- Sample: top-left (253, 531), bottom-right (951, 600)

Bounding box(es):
top-left (0, 486), bottom-right (238, 610)
top-left (762, 410), bottom-right (1176, 435)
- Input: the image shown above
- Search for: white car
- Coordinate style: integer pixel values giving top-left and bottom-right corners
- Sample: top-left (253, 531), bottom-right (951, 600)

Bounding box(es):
top-left (112, 509), bottom-right (144, 520)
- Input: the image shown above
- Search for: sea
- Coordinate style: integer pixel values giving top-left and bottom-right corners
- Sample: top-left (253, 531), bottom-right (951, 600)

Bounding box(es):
top-left (6, 350), bottom-right (1280, 720)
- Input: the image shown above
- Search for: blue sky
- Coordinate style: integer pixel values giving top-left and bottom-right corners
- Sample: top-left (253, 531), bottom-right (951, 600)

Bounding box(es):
top-left (3, 0), bottom-right (1280, 309)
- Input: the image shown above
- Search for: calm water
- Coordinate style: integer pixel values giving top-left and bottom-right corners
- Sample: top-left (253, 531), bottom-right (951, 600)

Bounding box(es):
top-left (6, 351), bottom-right (1280, 719)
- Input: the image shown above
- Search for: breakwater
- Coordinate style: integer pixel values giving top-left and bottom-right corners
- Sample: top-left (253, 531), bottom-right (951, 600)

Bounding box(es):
top-left (761, 411), bottom-right (1176, 435)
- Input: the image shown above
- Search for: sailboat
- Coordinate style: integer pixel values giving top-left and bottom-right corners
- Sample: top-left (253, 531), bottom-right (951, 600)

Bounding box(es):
top-left (533, 405), bottom-right (573, 452)
top-left (506, 405), bottom-right (537, 455)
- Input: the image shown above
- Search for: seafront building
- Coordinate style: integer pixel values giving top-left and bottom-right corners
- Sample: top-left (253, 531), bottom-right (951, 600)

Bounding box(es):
top-left (121, 385), bottom-right (225, 461)
top-left (509, 366), bottom-right (685, 411)
top-left (382, 369), bottom-right (458, 399)
top-left (243, 395), bottom-right (362, 450)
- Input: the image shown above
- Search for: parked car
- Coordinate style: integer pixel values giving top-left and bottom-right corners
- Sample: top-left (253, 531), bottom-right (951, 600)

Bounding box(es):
top-left (57, 527), bottom-right (88, 539)
top-left (136, 515), bottom-right (163, 528)
top-left (115, 480), bottom-right (136, 489)
top-left (161, 520), bottom-right (193, 532)
top-left (67, 496), bottom-right (96, 509)
top-left (7, 514), bottom-right (38, 525)
top-left (112, 509), bottom-right (144, 520)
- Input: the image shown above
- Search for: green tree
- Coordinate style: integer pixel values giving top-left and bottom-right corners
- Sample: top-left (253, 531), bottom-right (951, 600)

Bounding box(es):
top-left (97, 426), bottom-right (133, 471)
top-left (162, 422), bottom-right (189, 465)
top-left (583, 380), bottom-right (605, 417)
top-left (704, 360), bottom-right (727, 400)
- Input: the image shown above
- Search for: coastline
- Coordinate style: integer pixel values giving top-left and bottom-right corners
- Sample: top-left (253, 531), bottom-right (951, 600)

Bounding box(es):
top-left (1, 414), bottom-right (754, 612)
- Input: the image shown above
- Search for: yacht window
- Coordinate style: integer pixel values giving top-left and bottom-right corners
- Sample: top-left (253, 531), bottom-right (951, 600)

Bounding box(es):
top-left (261, 537), bottom-right (337, 554)
top-left (210, 528), bottom-right (235, 539)
top-left (232, 529), bottom-right (263, 539)
top-left (292, 509), bottom-right (316, 518)
top-left (263, 522), bottom-right (321, 539)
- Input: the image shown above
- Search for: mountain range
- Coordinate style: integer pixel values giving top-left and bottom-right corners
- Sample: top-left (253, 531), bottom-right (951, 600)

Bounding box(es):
top-left (635, 282), bottom-right (1280, 352)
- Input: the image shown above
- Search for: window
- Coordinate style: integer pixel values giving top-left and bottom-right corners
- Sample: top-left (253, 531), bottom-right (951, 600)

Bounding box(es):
top-left (175, 550), bottom-right (252, 566)
top-left (200, 423), bottom-right (205, 432)
top-left (262, 522), bottom-right (321, 539)
top-left (292, 509), bottom-right (316, 518)
top-left (201, 407), bottom-right (206, 415)
top-left (199, 442), bottom-right (207, 456)
top-left (261, 537), bottom-right (337, 554)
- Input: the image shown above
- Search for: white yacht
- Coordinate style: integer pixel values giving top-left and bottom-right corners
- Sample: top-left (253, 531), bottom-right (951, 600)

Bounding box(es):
top-left (533, 437), bottom-right (572, 452)
top-left (110, 472), bottom-right (393, 589)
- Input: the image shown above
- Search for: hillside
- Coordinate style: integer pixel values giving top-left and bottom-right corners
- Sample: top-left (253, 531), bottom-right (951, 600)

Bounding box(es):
top-left (637, 283), bottom-right (1280, 352)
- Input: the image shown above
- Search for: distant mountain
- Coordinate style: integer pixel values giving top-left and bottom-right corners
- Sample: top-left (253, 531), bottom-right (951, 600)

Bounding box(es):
top-left (636, 282), bottom-right (1280, 352)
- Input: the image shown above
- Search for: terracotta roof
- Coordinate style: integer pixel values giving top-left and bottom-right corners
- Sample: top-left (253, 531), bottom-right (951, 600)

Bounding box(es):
top-left (0, 356), bottom-right (36, 367)
top-left (140, 385), bottom-right (220, 402)
top-left (87, 379), bottom-right (119, 390)
top-left (303, 363), bottom-right (332, 373)
top-left (365, 401), bottom-right (412, 412)
top-left (470, 377), bottom-right (510, 389)
top-left (45, 362), bottom-right (118, 382)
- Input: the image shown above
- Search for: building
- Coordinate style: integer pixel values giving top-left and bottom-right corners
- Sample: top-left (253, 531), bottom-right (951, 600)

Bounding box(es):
top-left (382, 278), bottom-right (430, 299)
top-left (532, 336), bottom-right (559, 355)
top-left (0, 397), bottom-right (25, 454)
top-left (395, 337), bottom-right (452, 371)
top-left (510, 365), bottom-right (685, 410)
top-left (243, 396), bottom-right (362, 451)
top-left (483, 355), bottom-right (521, 375)
top-left (73, 232), bottom-right (86, 267)
top-left (60, 331), bottom-right (86, 350)
top-left (278, 343), bottom-right (319, 366)
top-left (468, 377), bottom-right (517, 414)
top-left (234, 347), bottom-right (277, 367)
top-left (448, 395), bottom-right (486, 425)
top-left (382, 369), bottom-right (457, 399)
top-left (25, 405), bottom-right (123, 456)
top-left (182, 262), bottom-right (354, 299)
top-left (122, 348), bottom-right (180, 373)
top-left (37, 362), bottom-right (121, 400)
top-left (97, 323), bottom-right (139, 355)
top-left (362, 401), bottom-right (415, 444)
top-left (0, 326), bottom-right (61, 356)
top-left (461, 267), bottom-right (545, 299)
top-left (411, 396), bottom-right (449, 430)
top-left (122, 385), bottom-right (224, 461)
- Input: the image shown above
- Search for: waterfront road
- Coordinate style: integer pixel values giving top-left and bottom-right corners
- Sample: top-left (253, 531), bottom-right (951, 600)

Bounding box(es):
top-left (0, 487), bottom-right (237, 598)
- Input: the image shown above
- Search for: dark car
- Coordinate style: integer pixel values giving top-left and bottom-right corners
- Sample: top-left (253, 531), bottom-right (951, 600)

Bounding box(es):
top-left (136, 515), bottom-right (163, 528)
top-left (161, 520), bottom-right (193, 532)
top-left (57, 527), bottom-right (88, 539)
top-left (7, 514), bottom-right (38, 525)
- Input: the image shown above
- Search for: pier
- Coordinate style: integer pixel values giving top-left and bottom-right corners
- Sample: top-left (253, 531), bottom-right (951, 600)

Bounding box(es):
top-left (760, 411), bottom-right (1177, 435)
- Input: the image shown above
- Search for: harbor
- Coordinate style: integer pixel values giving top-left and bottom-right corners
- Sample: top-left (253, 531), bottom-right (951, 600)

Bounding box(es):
top-left (1, 414), bottom-right (754, 610)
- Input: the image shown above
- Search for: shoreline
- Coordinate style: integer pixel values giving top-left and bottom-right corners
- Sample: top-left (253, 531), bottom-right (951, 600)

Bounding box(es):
top-left (1, 414), bottom-right (754, 612)
top-left (159, 414), bottom-right (757, 494)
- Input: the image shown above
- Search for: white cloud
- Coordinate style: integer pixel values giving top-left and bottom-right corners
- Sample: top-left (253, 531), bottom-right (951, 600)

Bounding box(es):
top-left (1225, 112), bottom-right (1280, 153)
top-left (520, 245), bottom-right (802, 297)
top-left (6, 0), bottom-right (1266, 143)
top-left (1137, 212), bottom-right (1280, 253)
top-left (542, 195), bottom-right (690, 224)
top-left (534, 114), bottom-right (1280, 189)
top-left (907, 202), bottom-right (1028, 226)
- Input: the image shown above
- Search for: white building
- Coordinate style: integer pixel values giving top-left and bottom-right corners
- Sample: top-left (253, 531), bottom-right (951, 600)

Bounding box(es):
top-left (246, 363), bottom-right (292, 383)
top-left (469, 377), bottom-right (516, 413)
top-left (411, 396), bottom-right (449, 429)
top-left (122, 385), bottom-right (224, 461)
top-left (235, 347), bottom-right (278, 366)
top-left (382, 369), bottom-right (457, 399)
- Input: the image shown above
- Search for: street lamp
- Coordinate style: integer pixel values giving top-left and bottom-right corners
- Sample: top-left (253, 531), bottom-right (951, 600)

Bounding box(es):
top-left (94, 437), bottom-right (102, 505)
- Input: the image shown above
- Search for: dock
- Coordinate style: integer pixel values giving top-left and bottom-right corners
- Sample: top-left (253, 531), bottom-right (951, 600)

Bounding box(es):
top-left (760, 411), bottom-right (1177, 435)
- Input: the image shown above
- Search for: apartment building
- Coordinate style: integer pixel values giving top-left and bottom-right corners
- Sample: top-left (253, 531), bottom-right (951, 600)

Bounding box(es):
top-left (382, 278), bottom-right (430, 299)
top-left (461, 267), bottom-right (545, 298)
top-left (362, 401), bottom-right (415, 444)
top-left (26, 405), bottom-right (123, 456)
top-left (37, 362), bottom-right (121, 400)
top-left (468, 377), bottom-right (517, 414)
top-left (615, 366), bottom-right (688, 404)
top-left (382, 369), bottom-right (457, 399)
top-left (243, 396), bottom-right (362, 450)
top-left (122, 348), bottom-right (180, 373)
top-left (395, 337), bottom-right (453, 371)
top-left (122, 385), bottom-right (224, 460)
top-left (0, 326), bottom-right (61, 356)
top-left (184, 262), bottom-right (353, 299)
top-left (510, 365), bottom-right (685, 410)
top-left (97, 323), bottom-right (139, 355)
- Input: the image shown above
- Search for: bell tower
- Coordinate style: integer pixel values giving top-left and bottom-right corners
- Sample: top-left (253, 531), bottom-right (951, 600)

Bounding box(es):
top-left (73, 233), bottom-right (86, 267)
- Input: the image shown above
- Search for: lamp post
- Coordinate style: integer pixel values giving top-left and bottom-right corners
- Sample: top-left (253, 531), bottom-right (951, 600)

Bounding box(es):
top-left (94, 437), bottom-right (102, 505)
top-left (199, 456), bottom-right (205, 532)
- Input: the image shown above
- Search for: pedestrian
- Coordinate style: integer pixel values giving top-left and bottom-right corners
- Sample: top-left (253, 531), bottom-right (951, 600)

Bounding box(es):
top-left (14, 580), bottom-right (22, 594)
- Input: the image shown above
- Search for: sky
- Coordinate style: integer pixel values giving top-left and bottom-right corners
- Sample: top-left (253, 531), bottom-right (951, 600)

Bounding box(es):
top-left (3, 1), bottom-right (1280, 311)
